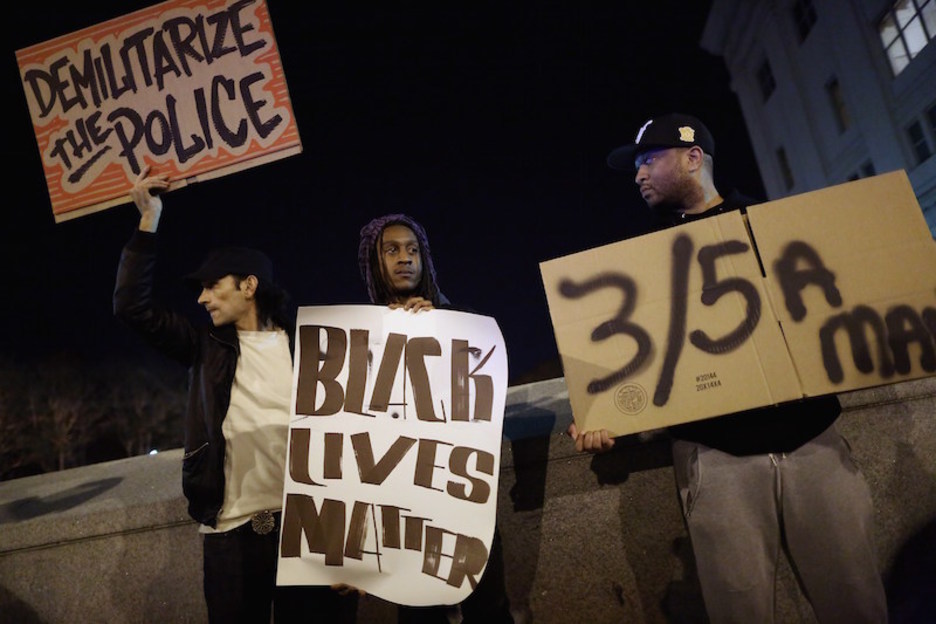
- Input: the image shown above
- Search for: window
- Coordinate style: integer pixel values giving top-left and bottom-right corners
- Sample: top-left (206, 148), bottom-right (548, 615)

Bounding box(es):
top-left (792, 0), bottom-right (818, 42)
top-left (879, 0), bottom-right (936, 76)
top-left (928, 102), bottom-right (936, 137)
top-left (849, 160), bottom-right (877, 181)
top-left (777, 147), bottom-right (795, 189)
top-left (907, 120), bottom-right (933, 162)
top-left (825, 77), bottom-right (850, 133)
top-left (757, 59), bottom-right (776, 101)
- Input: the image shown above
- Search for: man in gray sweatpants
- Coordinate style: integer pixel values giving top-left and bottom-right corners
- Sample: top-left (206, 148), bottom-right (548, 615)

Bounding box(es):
top-left (570, 113), bottom-right (887, 624)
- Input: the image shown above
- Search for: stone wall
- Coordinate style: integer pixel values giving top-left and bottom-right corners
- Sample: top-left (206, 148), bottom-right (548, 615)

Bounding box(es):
top-left (2, 377), bottom-right (935, 623)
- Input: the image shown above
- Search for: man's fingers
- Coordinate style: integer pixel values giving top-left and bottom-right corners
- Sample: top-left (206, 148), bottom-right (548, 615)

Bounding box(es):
top-left (135, 165), bottom-right (151, 184)
top-left (395, 297), bottom-right (434, 312)
top-left (569, 427), bottom-right (614, 453)
top-left (600, 430), bottom-right (613, 450)
top-left (330, 583), bottom-right (366, 597)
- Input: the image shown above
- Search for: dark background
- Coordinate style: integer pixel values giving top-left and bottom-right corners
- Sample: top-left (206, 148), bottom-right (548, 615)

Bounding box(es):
top-left (3, 1), bottom-right (765, 384)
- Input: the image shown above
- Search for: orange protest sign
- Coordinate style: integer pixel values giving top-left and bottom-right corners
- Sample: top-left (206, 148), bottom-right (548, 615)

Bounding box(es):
top-left (16, 0), bottom-right (301, 222)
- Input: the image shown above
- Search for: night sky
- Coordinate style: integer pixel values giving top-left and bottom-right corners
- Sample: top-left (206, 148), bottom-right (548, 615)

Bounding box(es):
top-left (3, 1), bottom-right (765, 384)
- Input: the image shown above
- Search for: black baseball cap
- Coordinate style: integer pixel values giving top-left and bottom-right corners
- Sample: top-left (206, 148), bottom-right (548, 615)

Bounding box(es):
top-left (185, 247), bottom-right (273, 284)
top-left (607, 113), bottom-right (715, 170)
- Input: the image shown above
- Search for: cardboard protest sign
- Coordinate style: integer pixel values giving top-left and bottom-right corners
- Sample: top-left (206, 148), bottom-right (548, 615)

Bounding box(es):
top-left (748, 170), bottom-right (936, 396)
top-left (541, 171), bottom-right (936, 437)
top-left (16, 0), bottom-right (301, 222)
top-left (540, 210), bottom-right (802, 437)
top-left (277, 306), bottom-right (508, 606)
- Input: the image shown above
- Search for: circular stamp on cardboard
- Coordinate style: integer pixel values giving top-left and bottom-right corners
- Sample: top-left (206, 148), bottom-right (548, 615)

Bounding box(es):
top-left (614, 383), bottom-right (648, 415)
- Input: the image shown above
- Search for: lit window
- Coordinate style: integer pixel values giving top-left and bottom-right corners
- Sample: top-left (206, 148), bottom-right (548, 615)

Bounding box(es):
top-left (777, 147), bottom-right (795, 189)
top-left (792, 0), bottom-right (818, 42)
top-left (879, 0), bottom-right (936, 76)
top-left (907, 120), bottom-right (933, 162)
top-left (757, 59), bottom-right (776, 101)
top-left (825, 77), bottom-right (850, 133)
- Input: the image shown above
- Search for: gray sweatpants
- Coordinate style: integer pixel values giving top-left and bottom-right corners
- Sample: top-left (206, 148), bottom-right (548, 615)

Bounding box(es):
top-left (672, 425), bottom-right (887, 624)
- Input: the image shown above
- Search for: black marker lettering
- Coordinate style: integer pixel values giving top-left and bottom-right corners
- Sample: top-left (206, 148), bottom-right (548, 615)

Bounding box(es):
top-left (119, 28), bottom-right (153, 92)
top-left (66, 145), bottom-right (110, 184)
top-left (165, 93), bottom-right (205, 163)
top-left (206, 9), bottom-right (237, 60)
top-left (106, 107), bottom-right (144, 174)
top-left (151, 30), bottom-right (182, 91)
top-left (163, 16), bottom-right (205, 76)
top-left (295, 325), bottom-right (347, 416)
top-left (228, 0), bottom-right (267, 56)
top-left (886, 305), bottom-right (936, 375)
top-left (451, 341), bottom-right (495, 422)
top-left (774, 241), bottom-right (842, 322)
top-left (654, 234), bottom-right (693, 407)
top-left (144, 108), bottom-right (172, 155)
top-left (280, 494), bottom-right (346, 565)
top-left (819, 305), bottom-right (894, 383)
top-left (210, 74), bottom-right (247, 147)
top-left (559, 272), bottom-right (651, 394)
top-left (67, 49), bottom-right (98, 109)
top-left (690, 240), bottom-right (761, 354)
top-left (240, 71), bottom-right (282, 139)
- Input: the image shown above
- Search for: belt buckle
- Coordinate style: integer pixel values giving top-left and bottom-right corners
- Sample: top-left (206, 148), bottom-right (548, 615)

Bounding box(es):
top-left (251, 510), bottom-right (276, 535)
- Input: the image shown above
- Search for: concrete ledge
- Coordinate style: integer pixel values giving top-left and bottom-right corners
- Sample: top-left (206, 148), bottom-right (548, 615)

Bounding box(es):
top-left (0, 449), bottom-right (190, 554)
top-left (2, 377), bottom-right (935, 623)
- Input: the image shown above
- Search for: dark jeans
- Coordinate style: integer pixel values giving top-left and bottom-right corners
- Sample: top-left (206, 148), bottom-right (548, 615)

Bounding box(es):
top-left (203, 516), bottom-right (358, 623)
top-left (397, 527), bottom-right (513, 624)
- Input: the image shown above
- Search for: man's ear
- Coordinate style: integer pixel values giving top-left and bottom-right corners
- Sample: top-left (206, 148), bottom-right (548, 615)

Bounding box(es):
top-left (685, 145), bottom-right (704, 172)
top-left (242, 275), bottom-right (259, 298)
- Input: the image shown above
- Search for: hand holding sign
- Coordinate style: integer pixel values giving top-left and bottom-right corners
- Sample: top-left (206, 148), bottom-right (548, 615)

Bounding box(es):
top-left (131, 166), bottom-right (170, 233)
top-left (566, 423), bottom-right (615, 453)
top-left (389, 296), bottom-right (435, 313)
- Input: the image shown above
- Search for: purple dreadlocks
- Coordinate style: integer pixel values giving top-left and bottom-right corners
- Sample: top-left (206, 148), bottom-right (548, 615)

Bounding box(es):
top-left (358, 214), bottom-right (447, 306)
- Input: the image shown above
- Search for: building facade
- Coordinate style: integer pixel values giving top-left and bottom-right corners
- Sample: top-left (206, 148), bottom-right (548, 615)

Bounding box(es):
top-left (703, 0), bottom-right (936, 236)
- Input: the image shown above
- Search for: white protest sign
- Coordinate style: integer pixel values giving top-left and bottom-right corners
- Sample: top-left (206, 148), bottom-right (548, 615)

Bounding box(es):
top-left (277, 306), bottom-right (508, 606)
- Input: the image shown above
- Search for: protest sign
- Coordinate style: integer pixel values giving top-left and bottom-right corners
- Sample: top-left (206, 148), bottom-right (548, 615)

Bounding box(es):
top-left (748, 170), bottom-right (936, 396)
top-left (541, 170), bottom-right (936, 436)
top-left (277, 306), bottom-right (508, 607)
top-left (16, 0), bottom-right (301, 222)
top-left (540, 209), bottom-right (801, 436)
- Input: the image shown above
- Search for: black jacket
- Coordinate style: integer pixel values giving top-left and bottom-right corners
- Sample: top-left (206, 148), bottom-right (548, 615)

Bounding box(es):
top-left (664, 191), bottom-right (841, 455)
top-left (114, 230), bottom-right (256, 526)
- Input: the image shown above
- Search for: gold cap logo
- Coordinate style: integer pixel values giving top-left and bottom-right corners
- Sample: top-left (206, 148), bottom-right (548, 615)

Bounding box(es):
top-left (678, 126), bottom-right (695, 143)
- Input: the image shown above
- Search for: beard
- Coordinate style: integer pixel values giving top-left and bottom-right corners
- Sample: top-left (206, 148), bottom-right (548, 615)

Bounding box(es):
top-left (644, 169), bottom-right (703, 222)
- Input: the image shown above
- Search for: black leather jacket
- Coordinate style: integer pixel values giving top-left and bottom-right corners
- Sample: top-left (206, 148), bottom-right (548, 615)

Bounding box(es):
top-left (114, 230), bottom-right (241, 527)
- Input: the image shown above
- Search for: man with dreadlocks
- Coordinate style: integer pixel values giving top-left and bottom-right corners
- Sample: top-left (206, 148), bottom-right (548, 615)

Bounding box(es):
top-left (358, 214), bottom-right (450, 312)
top-left (358, 214), bottom-right (514, 623)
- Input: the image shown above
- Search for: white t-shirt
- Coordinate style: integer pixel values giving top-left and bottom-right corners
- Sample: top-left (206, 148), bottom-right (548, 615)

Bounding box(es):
top-left (203, 329), bottom-right (292, 533)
